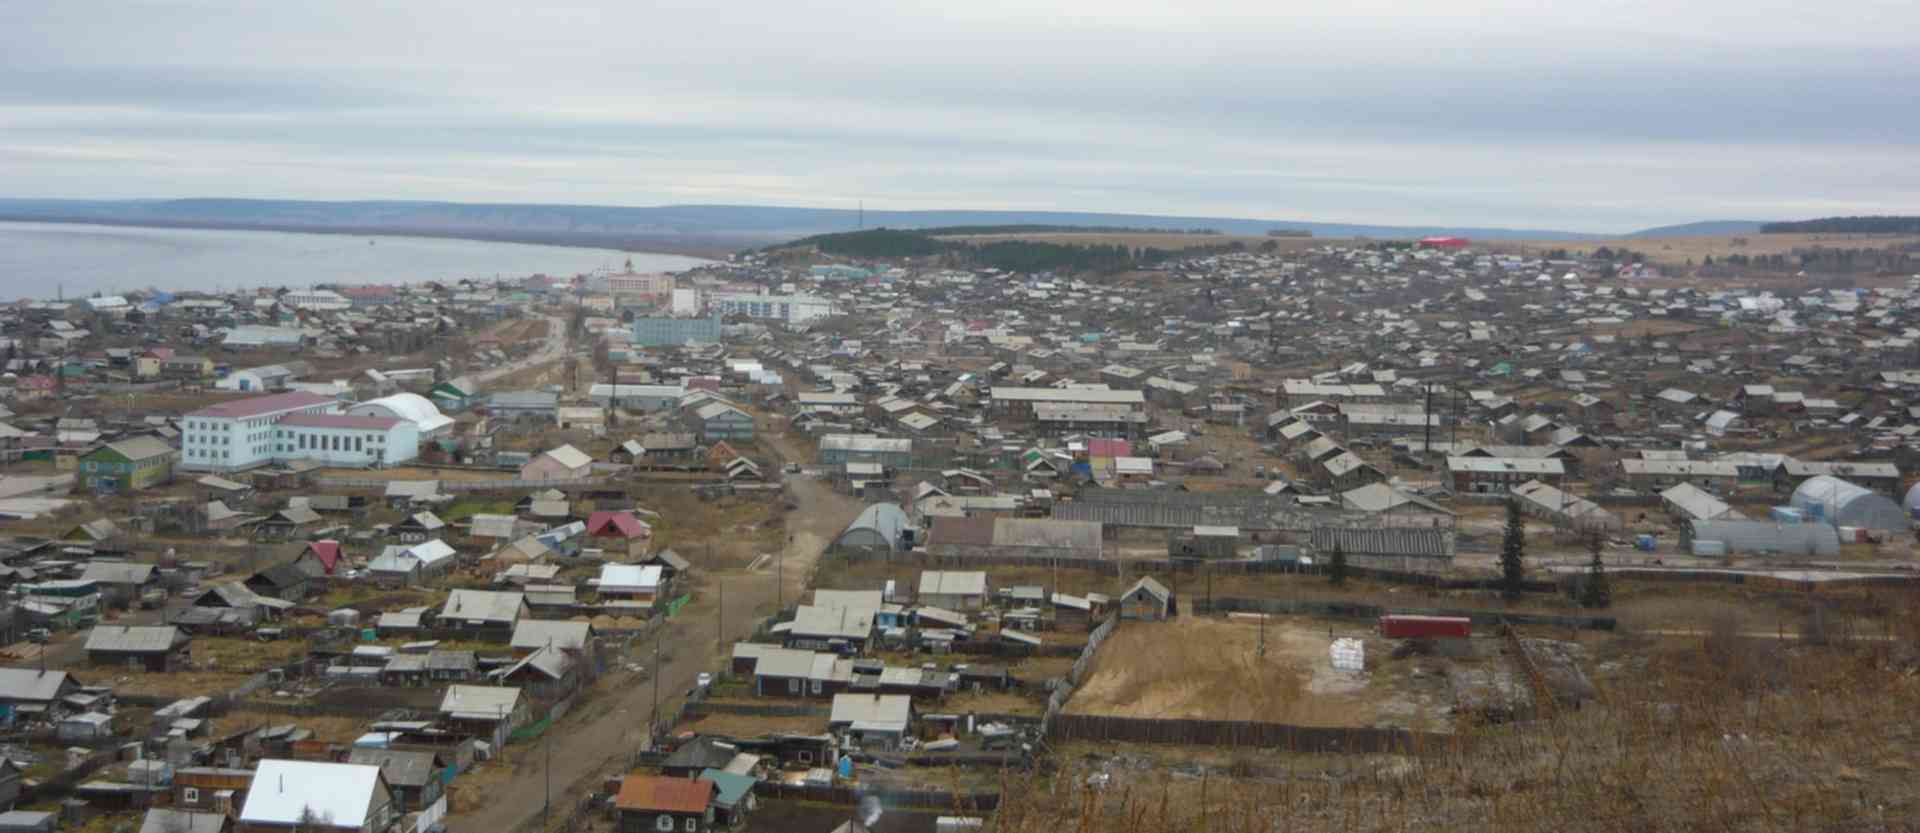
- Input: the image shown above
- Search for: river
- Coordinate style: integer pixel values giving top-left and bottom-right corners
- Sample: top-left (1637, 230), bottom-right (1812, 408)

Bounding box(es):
top-left (0, 220), bottom-right (712, 300)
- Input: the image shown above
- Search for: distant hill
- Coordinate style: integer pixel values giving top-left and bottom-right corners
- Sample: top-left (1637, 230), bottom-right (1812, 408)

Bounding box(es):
top-left (0, 196), bottom-right (1771, 246)
top-left (1626, 220), bottom-right (1767, 238)
top-left (1760, 216), bottom-right (1920, 234)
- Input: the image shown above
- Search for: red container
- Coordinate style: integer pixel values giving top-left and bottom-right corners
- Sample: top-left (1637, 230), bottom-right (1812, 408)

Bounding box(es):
top-left (1379, 614), bottom-right (1471, 640)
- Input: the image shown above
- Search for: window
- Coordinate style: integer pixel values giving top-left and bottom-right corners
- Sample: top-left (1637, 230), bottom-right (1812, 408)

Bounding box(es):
top-left (810, 679), bottom-right (822, 695)
top-left (183, 787), bottom-right (200, 803)
top-left (656, 815), bottom-right (674, 832)
top-left (685, 819), bottom-right (697, 833)
top-left (787, 679), bottom-right (799, 694)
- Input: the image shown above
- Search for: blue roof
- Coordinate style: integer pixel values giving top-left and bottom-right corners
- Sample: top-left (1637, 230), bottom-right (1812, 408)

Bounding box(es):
top-left (697, 769), bottom-right (756, 807)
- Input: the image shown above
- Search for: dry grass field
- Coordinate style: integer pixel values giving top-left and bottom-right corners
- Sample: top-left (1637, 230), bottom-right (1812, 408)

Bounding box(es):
top-left (996, 615), bottom-right (1920, 833)
top-left (1065, 617), bottom-right (1458, 730)
top-left (1499, 232), bottom-right (1920, 278)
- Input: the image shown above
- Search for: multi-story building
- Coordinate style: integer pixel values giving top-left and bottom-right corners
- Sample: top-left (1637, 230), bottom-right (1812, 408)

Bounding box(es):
top-left (274, 413), bottom-right (420, 468)
top-left (181, 391), bottom-right (420, 472)
top-left (632, 314), bottom-right (722, 347)
top-left (706, 292), bottom-right (836, 325)
top-left (608, 272), bottom-right (676, 307)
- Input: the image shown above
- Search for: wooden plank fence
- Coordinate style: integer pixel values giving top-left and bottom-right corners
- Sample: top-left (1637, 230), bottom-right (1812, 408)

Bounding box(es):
top-left (1047, 714), bottom-right (1447, 754)
top-left (1192, 597), bottom-right (1615, 631)
top-left (752, 782), bottom-right (1000, 812)
top-left (314, 476), bottom-right (601, 492)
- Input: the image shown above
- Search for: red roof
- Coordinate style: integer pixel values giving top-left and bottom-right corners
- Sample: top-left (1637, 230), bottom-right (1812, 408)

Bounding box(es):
top-left (1087, 438), bottom-right (1131, 458)
top-left (279, 413), bottom-right (402, 431)
top-left (306, 540), bottom-right (342, 573)
top-left (615, 775), bottom-right (713, 814)
top-left (586, 511), bottom-right (651, 540)
top-left (189, 391), bottom-right (336, 419)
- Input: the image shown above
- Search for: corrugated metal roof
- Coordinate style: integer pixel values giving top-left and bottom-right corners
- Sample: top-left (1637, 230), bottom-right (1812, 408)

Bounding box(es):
top-left (238, 760), bottom-right (382, 826)
top-left (85, 625), bottom-right (183, 654)
top-left (1309, 527), bottom-right (1454, 559)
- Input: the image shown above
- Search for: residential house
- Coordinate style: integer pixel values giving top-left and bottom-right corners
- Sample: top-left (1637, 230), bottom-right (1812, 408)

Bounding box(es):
top-left (245, 563), bottom-right (312, 602)
top-left (520, 445), bottom-right (592, 481)
top-left (438, 685), bottom-right (527, 748)
top-left (344, 748), bottom-right (445, 817)
top-left (78, 436), bottom-right (178, 494)
top-left (828, 694), bottom-right (913, 750)
top-left (236, 759), bottom-right (394, 833)
top-left (682, 402), bottom-right (755, 443)
top-left (916, 571), bottom-right (988, 610)
top-left (0, 668), bottom-right (79, 718)
top-left (438, 589), bottom-right (528, 636)
top-left (85, 625), bottom-right (189, 671)
top-left (1119, 577), bottom-right (1172, 621)
top-left (615, 775), bottom-right (717, 833)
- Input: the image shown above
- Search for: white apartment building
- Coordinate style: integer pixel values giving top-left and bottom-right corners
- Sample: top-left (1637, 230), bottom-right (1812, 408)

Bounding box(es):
top-left (181, 391), bottom-right (419, 472)
top-left (707, 292), bottom-right (836, 325)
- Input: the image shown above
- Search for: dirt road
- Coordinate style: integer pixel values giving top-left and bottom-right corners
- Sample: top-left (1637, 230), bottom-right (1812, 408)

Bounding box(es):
top-left (476, 313), bottom-right (567, 384)
top-left (446, 433), bottom-right (862, 833)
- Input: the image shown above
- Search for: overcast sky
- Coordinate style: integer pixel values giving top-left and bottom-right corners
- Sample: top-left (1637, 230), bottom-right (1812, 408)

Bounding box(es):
top-left (3, 0), bottom-right (1916, 232)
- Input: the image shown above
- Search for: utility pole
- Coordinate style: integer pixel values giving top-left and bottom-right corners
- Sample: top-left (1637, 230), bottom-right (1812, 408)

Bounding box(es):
top-left (650, 627), bottom-right (661, 738)
top-left (717, 578), bottom-right (725, 651)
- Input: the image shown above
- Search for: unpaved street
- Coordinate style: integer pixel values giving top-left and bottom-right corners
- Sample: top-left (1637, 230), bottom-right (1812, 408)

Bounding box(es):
top-left (446, 430), bottom-right (862, 833)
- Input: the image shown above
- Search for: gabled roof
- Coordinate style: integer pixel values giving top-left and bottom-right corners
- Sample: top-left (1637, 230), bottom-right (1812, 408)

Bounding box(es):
top-left (439, 684), bottom-right (522, 720)
top-left (80, 561), bottom-right (155, 585)
top-left (441, 589), bottom-right (526, 624)
top-left (1122, 577), bottom-right (1170, 604)
top-left (0, 668), bottom-right (72, 702)
top-left (586, 511), bottom-right (650, 539)
top-left (238, 760), bottom-right (384, 827)
top-left (616, 774), bottom-right (715, 814)
top-left (85, 625), bottom-right (184, 654)
top-left (510, 620), bottom-right (594, 652)
top-left (538, 445), bottom-right (593, 470)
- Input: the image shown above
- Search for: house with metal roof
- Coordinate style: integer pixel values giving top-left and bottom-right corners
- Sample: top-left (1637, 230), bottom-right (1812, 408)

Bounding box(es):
top-left (78, 436), bottom-right (177, 494)
top-left (520, 445), bottom-right (593, 481)
top-left (828, 693), bottom-right (913, 750)
top-left (85, 625), bottom-right (188, 671)
top-left (438, 685), bottom-right (528, 747)
top-left (0, 669), bottom-right (79, 717)
top-left (344, 748), bottom-right (447, 816)
top-left (917, 570), bottom-right (988, 610)
top-left (238, 759), bottom-right (394, 833)
top-left (439, 589), bottom-right (527, 635)
top-left (615, 774), bottom-right (718, 833)
top-left (777, 605), bottom-right (875, 652)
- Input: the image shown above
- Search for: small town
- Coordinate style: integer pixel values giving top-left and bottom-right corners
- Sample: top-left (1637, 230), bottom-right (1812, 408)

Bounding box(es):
top-left (0, 225), bottom-right (1914, 833)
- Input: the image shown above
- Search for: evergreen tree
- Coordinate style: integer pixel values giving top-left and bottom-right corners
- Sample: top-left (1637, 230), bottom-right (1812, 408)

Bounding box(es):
top-left (1327, 541), bottom-right (1348, 587)
top-left (1580, 532), bottom-right (1613, 609)
top-left (1500, 498), bottom-right (1527, 601)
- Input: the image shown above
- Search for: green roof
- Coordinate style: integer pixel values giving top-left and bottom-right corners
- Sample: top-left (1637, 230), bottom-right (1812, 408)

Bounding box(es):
top-left (697, 769), bottom-right (756, 808)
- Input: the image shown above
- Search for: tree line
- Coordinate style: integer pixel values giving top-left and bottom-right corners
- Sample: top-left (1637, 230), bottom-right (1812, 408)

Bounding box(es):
top-left (1761, 216), bottom-right (1920, 234)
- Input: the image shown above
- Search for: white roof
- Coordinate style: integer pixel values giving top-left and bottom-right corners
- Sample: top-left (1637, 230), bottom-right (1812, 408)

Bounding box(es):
top-left (440, 589), bottom-right (525, 623)
top-left (598, 563), bottom-right (662, 591)
top-left (540, 444), bottom-right (593, 470)
top-left (351, 393), bottom-right (454, 434)
top-left (238, 760), bottom-right (383, 827)
top-left (918, 570), bottom-right (987, 597)
top-left (439, 684), bottom-right (522, 720)
top-left (829, 693), bottom-right (912, 733)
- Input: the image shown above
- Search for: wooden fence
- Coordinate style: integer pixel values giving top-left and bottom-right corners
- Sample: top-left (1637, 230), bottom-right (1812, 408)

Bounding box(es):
top-left (1048, 714), bottom-right (1448, 754)
top-left (1192, 597), bottom-right (1616, 631)
top-left (314, 476), bottom-right (601, 492)
top-left (836, 547), bottom-right (1554, 593)
top-left (752, 782), bottom-right (1001, 812)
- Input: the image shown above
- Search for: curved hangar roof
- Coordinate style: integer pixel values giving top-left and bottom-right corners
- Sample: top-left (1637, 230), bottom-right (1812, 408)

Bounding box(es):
top-left (350, 393), bottom-right (455, 434)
